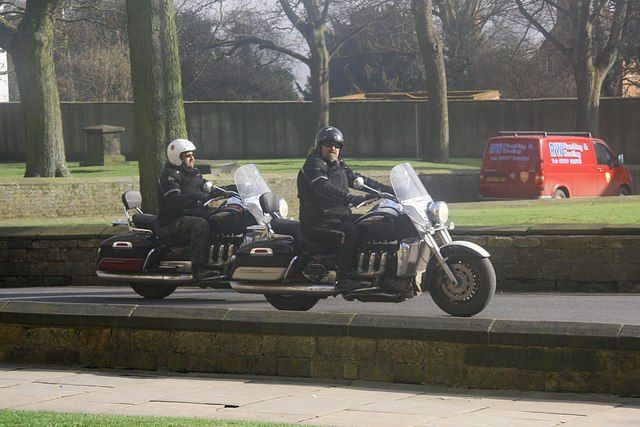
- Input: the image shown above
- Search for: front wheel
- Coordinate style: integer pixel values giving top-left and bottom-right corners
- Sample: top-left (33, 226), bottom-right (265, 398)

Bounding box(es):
top-left (618, 186), bottom-right (630, 196)
top-left (264, 294), bottom-right (320, 311)
top-left (428, 257), bottom-right (496, 317)
top-left (130, 283), bottom-right (178, 299)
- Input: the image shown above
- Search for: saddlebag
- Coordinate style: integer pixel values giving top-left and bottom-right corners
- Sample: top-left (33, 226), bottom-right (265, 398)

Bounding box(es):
top-left (97, 232), bottom-right (161, 273)
top-left (231, 237), bottom-right (295, 281)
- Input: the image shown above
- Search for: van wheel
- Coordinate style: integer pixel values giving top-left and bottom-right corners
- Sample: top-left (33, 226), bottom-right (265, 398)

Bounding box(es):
top-left (618, 187), bottom-right (630, 196)
top-left (552, 189), bottom-right (567, 199)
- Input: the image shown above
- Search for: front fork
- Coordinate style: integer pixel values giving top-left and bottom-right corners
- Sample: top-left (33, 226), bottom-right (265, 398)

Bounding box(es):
top-left (424, 228), bottom-right (458, 284)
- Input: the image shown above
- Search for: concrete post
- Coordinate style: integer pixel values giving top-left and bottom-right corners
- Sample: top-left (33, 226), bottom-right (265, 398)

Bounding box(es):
top-left (80, 124), bottom-right (127, 166)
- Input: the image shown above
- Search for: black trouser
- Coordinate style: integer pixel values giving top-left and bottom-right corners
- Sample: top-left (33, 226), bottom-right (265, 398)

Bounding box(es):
top-left (160, 216), bottom-right (210, 268)
top-left (301, 216), bottom-right (359, 279)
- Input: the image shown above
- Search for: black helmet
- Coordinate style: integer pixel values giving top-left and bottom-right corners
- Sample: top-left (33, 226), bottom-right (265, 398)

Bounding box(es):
top-left (315, 126), bottom-right (344, 150)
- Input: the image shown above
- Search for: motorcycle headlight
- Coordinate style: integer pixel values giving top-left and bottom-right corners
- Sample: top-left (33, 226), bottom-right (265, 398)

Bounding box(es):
top-left (278, 198), bottom-right (289, 218)
top-left (427, 201), bottom-right (449, 224)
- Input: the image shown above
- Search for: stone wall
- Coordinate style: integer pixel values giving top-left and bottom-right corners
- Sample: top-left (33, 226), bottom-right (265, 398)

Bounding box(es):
top-left (0, 172), bottom-right (479, 220)
top-left (2, 98), bottom-right (640, 163)
top-left (1, 226), bottom-right (639, 292)
top-left (1, 304), bottom-right (638, 396)
top-left (0, 177), bottom-right (138, 219)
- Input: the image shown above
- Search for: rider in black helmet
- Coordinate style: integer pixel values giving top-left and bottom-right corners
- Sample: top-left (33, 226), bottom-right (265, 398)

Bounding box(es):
top-left (297, 126), bottom-right (394, 292)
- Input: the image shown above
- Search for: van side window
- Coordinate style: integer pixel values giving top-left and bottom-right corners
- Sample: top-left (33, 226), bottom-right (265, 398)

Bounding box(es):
top-left (595, 143), bottom-right (613, 166)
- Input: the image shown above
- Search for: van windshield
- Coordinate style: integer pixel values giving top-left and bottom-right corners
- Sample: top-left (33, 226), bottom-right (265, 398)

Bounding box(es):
top-left (484, 139), bottom-right (537, 170)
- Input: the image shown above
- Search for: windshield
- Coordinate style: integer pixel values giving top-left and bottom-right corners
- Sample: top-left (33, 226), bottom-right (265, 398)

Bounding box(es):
top-left (390, 163), bottom-right (433, 230)
top-left (233, 164), bottom-right (271, 225)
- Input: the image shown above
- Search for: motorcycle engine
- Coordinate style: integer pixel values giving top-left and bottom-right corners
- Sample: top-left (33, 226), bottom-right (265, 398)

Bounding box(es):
top-left (303, 263), bottom-right (336, 284)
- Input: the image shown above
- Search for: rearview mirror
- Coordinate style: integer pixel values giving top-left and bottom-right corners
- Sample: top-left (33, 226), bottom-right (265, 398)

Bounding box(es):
top-left (615, 153), bottom-right (624, 167)
top-left (353, 177), bottom-right (364, 189)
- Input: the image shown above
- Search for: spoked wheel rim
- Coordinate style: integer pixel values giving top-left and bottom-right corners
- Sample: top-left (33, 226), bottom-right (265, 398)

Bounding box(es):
top-left (437, 260), bottom-right (480, 302)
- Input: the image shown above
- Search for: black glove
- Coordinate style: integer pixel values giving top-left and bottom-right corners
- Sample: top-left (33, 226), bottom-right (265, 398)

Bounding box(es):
top-left (349, 193), bottom-right (377, 206)
top-left (199, 192), bottom-right (215, 204)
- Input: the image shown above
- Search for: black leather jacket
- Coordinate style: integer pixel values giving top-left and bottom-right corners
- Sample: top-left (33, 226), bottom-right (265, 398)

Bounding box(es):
top-left (296, 155), bottom-right (393, 222)
top-left (157, 163), bottom-right (215, 227)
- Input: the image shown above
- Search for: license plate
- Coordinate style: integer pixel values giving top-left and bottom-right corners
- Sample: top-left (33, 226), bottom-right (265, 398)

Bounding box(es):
top-left (486, 176), bottom-right (505, 182)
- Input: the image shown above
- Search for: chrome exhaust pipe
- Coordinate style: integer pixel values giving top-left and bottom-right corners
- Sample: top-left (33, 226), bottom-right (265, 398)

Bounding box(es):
top-left (97, 270), bottom-right (194, 284)
top-left (230, 281), bottom-right (337, 296)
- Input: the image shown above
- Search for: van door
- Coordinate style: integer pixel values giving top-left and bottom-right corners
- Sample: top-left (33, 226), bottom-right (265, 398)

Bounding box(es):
top-left (594, 141), bottom-right (615, 196)
top-left (507, 141), bottom-right (538, 198)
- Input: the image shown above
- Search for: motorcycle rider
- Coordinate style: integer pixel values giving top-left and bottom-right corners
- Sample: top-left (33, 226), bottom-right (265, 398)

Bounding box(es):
top-left (157, 139), bottom-right (228, 282)
top-left (297, 126), bottom-right (394, 292)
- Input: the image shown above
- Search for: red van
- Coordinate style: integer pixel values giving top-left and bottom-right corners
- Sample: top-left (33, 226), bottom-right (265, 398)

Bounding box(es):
top-left (479, 131), bottom-right (632, 199)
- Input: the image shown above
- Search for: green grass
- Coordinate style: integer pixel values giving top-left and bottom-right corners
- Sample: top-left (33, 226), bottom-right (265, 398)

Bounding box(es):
top-left (450, 196), bottom-right (640, 226)
top-left (0, 409), bottom-right (294, 426)
top-left (0, 158), bottom-right (479, 179)
top-left (0, 162), bottom-right (139, 178)
top-left (1, 196), bottom-right (639, 228)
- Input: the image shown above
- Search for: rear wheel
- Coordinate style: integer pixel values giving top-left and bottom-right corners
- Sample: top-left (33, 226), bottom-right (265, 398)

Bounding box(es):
top-left (428, 257), bottom-right (496, 317)
top-left (130, 284), bottom-right (178, 299)
top-left (552, 188), bottom-right (567, 199)
top-left (618, 186), bottom-right (630, 196)
top-left (264, 294), bottom-right (320, 311)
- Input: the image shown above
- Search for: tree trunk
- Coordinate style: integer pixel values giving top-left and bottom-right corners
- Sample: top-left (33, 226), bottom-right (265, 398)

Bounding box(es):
top-left (309, 29), bottom-right (330, 129)
top-left (412, 0), bottom-right (449, 162)
top-left (574, 61), bottom-right (603, 135)
top-left (126, 0), bottom-right (187, 213)
top-left (12, 1), bottom-right (69, 177)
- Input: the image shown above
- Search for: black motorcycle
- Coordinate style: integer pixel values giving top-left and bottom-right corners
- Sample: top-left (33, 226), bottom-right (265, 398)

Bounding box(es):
top-left (96, 181), bottom-right (258, 299)
top-left (228, 163), bottom-right (496, 317)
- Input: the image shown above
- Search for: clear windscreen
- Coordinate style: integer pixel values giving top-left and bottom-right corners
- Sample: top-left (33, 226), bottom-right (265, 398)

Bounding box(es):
top-left (233, 164), bottom-right (271, 225)
top-left (234, 164), bottom-right (271, 200)
top-left (390, 163), bottom-right (433, 229)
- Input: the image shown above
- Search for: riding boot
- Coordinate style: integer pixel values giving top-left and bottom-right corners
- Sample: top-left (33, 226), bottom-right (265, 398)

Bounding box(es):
top-left (193, 264), bottom-right (219, 282)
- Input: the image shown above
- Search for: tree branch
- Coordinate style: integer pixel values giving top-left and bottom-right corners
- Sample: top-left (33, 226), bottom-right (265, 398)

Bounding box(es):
top-left (514, 0), bottom-right (570, 58)
top-left (596, 0), bottom-right (628, 71)
top-left (216, 36), bottom-right (311, 65)
top-left (0, 14), bottom-right (15, 51)
top-left (279, 0), bottom-right (309, 37)
top-left (329, 9), bottom-right (390, 58)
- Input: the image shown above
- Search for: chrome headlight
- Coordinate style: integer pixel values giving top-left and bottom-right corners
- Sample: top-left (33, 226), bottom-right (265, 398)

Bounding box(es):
top-left (427, 201), bottom-right (449, 224)
top-left (278, 198), bottom-right (289, 218)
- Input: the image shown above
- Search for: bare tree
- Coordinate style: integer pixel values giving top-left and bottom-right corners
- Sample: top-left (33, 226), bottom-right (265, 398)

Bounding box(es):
top-left (435, 0), bottom-right (511, 89)
top-left (515, 0), bottom-right (629, 135)
top-left (215, 0), bottom-right (387, 129)
top-left (411, 0), bottom-right (449, 162)
top-left (126, 0), bottom-right (188, 212)
top-left (0, 0), bottom-right (70, 177)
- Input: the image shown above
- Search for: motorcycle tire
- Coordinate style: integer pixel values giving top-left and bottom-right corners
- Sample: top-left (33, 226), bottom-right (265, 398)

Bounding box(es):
top-left (428, 257), bottom-right (496, 317)
top-left (264, 294), bottom-right (320, 311)
top-left (130, 284), bottom-right (178, 299)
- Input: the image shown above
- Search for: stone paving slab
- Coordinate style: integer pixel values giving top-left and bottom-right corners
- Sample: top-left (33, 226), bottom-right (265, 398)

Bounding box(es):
top-left (308, 409), bottom-right (441, 426)
top-left (2, 364), bottom-right (640, 426)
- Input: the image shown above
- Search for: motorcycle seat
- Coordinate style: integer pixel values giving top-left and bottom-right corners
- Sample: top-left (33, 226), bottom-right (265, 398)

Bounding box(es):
top-left (271, 217), bottom-right (299, 236)
top-left (294, 226), bottom-right (335, 255)
top-left (132, 213), bottom-right (158, 231)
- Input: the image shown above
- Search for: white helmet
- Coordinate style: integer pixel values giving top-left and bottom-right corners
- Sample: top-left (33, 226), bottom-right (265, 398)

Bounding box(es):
top-left (167, 138), bottom-right (196, 166)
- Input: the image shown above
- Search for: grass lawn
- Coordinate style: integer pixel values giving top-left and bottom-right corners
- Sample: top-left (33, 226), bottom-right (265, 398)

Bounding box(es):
top-left (0, 158), bottom-right (479, 179)
top-left (0, 196), bottom-right (638, 228)
top-left (0, 409), bottom-right (295, 426)
top-left (450, 196), bottom-right (640, 226)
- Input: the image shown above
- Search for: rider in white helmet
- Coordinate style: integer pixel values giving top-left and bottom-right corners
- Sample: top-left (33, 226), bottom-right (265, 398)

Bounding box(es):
top-left (157, 138), bottom-right (223, 282)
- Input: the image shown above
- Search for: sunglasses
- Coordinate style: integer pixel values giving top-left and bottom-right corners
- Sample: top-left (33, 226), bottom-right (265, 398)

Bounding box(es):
top-left (180, 152), bottom-right (195, 159)
top-left (321, 142), bottom-right (343, 149)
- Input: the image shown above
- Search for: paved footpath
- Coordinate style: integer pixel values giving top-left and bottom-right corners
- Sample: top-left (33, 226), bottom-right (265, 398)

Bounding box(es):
top-left (1, 364), bottom-right (639, 426)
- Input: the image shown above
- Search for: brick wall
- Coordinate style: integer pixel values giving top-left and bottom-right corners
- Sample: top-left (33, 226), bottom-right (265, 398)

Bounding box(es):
top-left (1, 226), bottom-right (639, 292)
